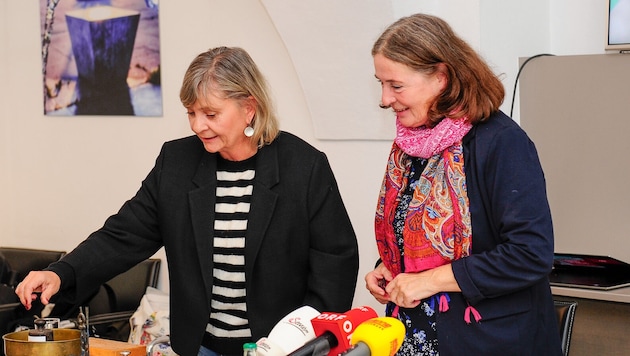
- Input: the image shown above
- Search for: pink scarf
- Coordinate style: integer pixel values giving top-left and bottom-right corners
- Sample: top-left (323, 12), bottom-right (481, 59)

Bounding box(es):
top-left (395, 117), bottom-right (472, 158)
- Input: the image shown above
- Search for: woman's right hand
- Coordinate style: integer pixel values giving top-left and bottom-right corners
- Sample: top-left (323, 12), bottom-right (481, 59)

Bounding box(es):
top-left (364, 262), bottom-right (393, 304)
top-left (15, 271), bottom-right (61, 310)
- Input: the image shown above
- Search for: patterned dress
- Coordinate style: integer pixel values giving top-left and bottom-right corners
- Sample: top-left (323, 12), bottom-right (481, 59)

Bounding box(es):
top-left (387, 157), bottom-right (440, 356)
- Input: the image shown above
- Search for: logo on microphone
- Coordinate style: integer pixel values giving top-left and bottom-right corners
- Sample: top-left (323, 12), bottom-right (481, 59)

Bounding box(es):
top-left (314, 312), bottom-right (347, 321)
top-left (286, 317), bottom-right (311, 336)
top-left (367, 318), bottom-right (392, 330)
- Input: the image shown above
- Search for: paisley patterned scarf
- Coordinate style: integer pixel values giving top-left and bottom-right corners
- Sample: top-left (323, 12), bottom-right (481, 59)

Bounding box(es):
top-left (375, 117), bottom-right (473, 277)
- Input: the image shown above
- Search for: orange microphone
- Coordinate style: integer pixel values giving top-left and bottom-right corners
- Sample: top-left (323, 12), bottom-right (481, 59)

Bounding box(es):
top-left (340, 317), bottom-right (405, 356)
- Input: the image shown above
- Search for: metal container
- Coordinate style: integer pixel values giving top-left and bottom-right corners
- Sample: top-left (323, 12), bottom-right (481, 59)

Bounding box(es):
top-left (3, 329), bottom-right (82, 356)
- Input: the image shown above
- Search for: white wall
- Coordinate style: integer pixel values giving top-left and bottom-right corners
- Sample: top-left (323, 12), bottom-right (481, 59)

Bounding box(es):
top-left (0, 0), bottom-right (9, 240)
top-left (0, 0), bottom-right (612, 314)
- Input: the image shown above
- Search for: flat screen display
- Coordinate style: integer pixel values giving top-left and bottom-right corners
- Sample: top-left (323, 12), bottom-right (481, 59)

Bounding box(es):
top-left (607, 0), bottom-right (630, 50)
top-left (549, 253), bottom-right (630, 290)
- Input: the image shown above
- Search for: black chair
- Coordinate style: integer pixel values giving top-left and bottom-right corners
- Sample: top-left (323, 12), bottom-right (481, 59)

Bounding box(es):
top-left (0, 302), bottom-right (22, 356)
top-left (0, 302), bottom-right (20, 334)
top-left (554, 300), bottom-right (577, 356)
top-left (0, 247), bottom-right (66, 287)
top-left (85, 258), bottom-right (161, 341)
top-left (0, 247), bottom-right (66, 338)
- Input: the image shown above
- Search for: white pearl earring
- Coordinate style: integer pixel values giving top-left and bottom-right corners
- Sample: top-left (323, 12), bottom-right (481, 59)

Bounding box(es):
top-left (244, 126), bottom-right (254, 137)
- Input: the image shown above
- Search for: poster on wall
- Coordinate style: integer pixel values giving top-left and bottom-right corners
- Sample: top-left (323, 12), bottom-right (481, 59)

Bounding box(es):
top-left (40, 0), bottom-right (162, 116)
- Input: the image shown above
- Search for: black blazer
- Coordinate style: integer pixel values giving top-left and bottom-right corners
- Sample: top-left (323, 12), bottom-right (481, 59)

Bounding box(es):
top-left (51, 131), bottom-right (359, 355)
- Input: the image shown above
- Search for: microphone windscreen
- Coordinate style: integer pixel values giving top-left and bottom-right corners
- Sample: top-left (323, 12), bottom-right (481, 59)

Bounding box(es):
top-left (310, 306), bottom-right (378, 355)
top-left (348, 317), bottom-right (405, 356)
top-left (263, 305), bottom-right (320, 354)
top-left (256, 337), bottom-right (286, 356)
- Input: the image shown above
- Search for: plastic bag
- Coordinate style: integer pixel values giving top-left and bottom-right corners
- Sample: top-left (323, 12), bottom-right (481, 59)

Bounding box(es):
top-left (128, 286), bottom-right (170, 345)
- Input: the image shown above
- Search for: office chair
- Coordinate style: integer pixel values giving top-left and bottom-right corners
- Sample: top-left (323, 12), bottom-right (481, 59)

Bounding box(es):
top-left (0, 247), bottom-right (66, 339)
top-left (0, 302), bottom-right (21, 334)
top-left (0, 247), bottom-right (66, 286)
top-left (554, 300), bottom-right (578, 356)
top-left (86, 258), bottom-right (161, 341)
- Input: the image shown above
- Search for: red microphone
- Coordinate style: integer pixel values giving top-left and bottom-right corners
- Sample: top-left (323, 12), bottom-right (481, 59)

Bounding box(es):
top-left (288, 306), bottom-right (378, 356)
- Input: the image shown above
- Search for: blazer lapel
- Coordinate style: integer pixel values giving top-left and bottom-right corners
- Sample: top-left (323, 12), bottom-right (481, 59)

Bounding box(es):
top-left (244, 142), bottom-right (279, 283)
top-left (189, 153), bottom-right (218, 299)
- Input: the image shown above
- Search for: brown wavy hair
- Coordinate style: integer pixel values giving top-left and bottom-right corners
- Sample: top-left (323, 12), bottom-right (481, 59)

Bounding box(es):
top-left (372, 13), bottom-right (504, 126)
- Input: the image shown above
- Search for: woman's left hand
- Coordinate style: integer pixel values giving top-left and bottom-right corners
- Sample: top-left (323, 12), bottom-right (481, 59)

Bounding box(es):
top-left (385, 264), bottom-right (460, 308)
top-left (385, 271), bottom-right (433, 308)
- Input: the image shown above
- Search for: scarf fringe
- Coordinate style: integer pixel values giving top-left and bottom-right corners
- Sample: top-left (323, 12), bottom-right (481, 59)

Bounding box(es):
top-left (439, 293), bottom-right (450, 312)
top-left (427, 293), bottom-right (482, 324)
top-left (464, 304), bottom-right (483, 324)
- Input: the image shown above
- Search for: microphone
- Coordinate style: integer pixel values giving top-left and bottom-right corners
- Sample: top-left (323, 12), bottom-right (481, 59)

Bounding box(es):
top-left (256, 337), bottom-right (289, 356)
top-left (340, 317), bottom-right (405, 356)
top-left (256, 305), bottom-right (321, 355)
top-left (288, 306), bottom-right (378, 356)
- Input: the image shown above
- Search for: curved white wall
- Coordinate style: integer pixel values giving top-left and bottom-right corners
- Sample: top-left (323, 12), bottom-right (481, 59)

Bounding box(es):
top-left (0, 0), bottom-right (611, 313)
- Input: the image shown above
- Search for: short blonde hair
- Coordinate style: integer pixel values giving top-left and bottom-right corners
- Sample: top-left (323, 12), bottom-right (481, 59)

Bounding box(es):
top-left (180, 47), bottom-right (279, 147)
top-left (373, 14), bottom-right (504, 125)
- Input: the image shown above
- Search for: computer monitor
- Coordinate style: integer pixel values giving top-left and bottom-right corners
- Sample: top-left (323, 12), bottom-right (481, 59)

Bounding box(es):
top-left (606, 0), bottom-right (630, 51)
top-left (550, 253), bottom-right (630, 290)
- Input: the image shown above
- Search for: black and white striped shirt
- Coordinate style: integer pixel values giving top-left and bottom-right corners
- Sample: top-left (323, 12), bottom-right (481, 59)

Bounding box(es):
top-left (205, 155), bottom-right (255, 345)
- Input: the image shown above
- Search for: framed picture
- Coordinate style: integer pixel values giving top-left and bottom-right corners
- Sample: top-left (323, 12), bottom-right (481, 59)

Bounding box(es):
top-left (40, 0), bottom-right (162, 116)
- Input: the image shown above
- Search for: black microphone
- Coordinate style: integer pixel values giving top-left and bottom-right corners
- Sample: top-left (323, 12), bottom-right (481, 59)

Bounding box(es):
top-left (287, 331), bottom-right (338, 356)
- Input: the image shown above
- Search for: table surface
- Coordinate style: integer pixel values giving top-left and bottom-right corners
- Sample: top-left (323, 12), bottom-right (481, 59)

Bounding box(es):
top-left (551, 285), bottom-right (630, 303)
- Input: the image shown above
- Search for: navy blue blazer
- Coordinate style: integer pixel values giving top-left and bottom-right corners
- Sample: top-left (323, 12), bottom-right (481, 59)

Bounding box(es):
top-left (441, 111), bottom-right (562, 355)
top-left (49, 131), bottom-right (359, 356)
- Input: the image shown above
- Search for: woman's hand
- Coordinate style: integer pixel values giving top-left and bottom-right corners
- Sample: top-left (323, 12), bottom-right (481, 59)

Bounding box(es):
top-left (15, 271), bottom-right (61, 310)
top-left (385, 271), bottom-right (434, 309)
top-left (365, 262), bottom-right (394, 304)
top-left (385, 264), bottom-right (461, 309)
